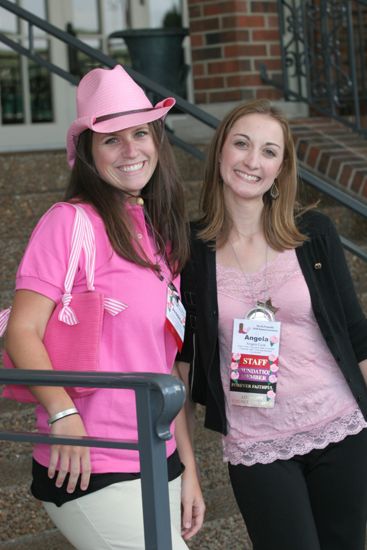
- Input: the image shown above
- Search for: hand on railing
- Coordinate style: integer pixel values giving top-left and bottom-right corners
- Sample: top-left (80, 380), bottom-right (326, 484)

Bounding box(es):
top-left (48, 413), bottom-right (91, 493)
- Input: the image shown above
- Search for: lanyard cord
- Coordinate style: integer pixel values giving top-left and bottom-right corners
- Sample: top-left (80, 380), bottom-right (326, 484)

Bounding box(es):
top-left (229, 238), bottom-right (269, 308)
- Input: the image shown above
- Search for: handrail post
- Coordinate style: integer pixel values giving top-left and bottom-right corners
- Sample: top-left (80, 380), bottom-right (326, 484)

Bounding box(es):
top-left (136, 387), bottom-right (173, 550)
top-left (0, 370), bottom-right (185, 549)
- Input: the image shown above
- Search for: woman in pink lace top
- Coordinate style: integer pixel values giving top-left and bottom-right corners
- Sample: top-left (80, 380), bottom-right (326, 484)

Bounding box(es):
top-left (177, 99), bottom-right (367, 550)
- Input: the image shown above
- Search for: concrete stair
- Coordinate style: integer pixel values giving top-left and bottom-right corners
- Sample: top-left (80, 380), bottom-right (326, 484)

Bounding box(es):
top-left (0, 126), bottom-right (367, 548)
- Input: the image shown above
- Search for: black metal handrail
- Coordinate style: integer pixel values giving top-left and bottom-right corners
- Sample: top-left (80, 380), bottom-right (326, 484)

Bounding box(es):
top-left (0, 369), bottom-right (185, 550)
top-left (299, 164), bottom-right (367, 261)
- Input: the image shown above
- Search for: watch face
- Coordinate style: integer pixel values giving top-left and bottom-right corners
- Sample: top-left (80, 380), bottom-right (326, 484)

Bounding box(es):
top-left (246, 306), bottom-right (275, 322)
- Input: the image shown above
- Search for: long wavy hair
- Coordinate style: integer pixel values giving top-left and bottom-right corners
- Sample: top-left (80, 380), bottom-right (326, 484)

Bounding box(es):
top-left (64, 121), bottom-right (189, 276)
top-left (198, 99), bottom-right (308, 250)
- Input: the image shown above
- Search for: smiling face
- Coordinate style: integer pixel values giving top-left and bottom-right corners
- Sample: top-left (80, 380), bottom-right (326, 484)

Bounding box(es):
top-left (92, 124), bottom-right (159, 195)
top-left (219, 113), bottom-right (284, 204)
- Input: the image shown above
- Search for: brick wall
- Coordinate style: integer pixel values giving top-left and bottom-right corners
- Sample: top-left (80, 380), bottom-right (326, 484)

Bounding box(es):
top-left (187, 0), bottom-right (283, 103)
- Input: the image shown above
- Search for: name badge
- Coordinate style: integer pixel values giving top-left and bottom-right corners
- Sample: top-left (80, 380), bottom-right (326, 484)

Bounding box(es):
top-left (165, 283), bottom-right (186, 352)
top-left (230, 318), bottom-right (281, 408)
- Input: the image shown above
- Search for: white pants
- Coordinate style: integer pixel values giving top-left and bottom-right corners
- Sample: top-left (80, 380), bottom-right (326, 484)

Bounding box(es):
top-left (43, 476), bottom-right (189, 549)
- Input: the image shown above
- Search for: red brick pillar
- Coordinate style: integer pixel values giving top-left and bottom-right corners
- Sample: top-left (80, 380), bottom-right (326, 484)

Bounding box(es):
top-left (187, 0), bottom-right (283, 104)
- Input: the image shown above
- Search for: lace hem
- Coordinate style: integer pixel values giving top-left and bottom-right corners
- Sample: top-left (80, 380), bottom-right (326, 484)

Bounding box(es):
top-left (223, 408), bottom-right (367, 466)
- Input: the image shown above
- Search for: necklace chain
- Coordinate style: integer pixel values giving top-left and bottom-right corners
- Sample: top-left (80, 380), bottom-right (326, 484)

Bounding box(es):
top-left (234, 227), bottom-right (261, 239)
top-left (229, 239), bottom-right (280, 320)
top-left (229, 238), bottom-right (269, 306)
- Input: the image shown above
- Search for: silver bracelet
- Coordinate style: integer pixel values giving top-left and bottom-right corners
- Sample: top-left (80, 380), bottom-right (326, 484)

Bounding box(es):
top-left (48, 407), bottom-right (79, 426)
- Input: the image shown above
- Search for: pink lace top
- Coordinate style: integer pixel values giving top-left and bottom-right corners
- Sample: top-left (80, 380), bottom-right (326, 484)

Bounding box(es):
top-left (217, 248), bottom-right (366, 466)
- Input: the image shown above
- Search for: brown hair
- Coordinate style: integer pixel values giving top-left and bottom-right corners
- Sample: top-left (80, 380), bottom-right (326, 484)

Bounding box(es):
top-left (199, 99), bottom-right (308, 250)
top-left (64, 121), bottom-right (189, 276)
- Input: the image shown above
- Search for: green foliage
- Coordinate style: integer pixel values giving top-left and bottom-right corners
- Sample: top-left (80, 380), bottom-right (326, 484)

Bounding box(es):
top-left (162, 5), bottom-right (182, 28)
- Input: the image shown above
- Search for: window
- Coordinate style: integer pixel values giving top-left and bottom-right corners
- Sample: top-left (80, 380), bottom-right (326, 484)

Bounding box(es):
top-left (0, 0), bottom-right (53, 125)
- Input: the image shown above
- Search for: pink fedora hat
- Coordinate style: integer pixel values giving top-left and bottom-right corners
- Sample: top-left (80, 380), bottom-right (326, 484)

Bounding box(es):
top-left (66, 64), bottom-right (175, 167)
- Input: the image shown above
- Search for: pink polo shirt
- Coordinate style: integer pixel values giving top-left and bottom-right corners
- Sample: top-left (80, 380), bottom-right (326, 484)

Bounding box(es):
top-left (15, 202), bottom-right (179, 473)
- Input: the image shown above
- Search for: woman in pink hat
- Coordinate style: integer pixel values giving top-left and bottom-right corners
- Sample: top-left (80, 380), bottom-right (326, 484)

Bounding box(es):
top-left (4, 65), bottom-right (204, 549)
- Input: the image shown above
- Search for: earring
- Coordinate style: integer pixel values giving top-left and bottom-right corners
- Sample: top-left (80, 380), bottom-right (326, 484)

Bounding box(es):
top-left (270, 180), bottom-right (279, 200)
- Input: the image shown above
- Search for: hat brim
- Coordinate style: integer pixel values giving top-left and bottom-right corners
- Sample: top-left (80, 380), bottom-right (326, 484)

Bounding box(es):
top-left (67, 97), bottom-right (175, 168)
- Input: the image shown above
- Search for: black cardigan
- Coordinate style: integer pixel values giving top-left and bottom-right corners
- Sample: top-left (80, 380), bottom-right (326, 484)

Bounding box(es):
top-left (178, 210), bottom-right (367, 435)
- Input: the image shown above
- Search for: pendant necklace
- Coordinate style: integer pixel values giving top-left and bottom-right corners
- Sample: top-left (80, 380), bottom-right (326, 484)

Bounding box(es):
top-left (230, 237), bottom-right (279, 321)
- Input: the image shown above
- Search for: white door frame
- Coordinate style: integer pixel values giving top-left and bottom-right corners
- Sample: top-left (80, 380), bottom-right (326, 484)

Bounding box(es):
top-left (0, 0), bottom-right (75, 152)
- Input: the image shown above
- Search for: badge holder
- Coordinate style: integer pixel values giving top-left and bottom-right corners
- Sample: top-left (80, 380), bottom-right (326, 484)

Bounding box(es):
top-left (230, 315), bottom-right (281, 408)
top-left (165, 282), bottom-right (186, 352)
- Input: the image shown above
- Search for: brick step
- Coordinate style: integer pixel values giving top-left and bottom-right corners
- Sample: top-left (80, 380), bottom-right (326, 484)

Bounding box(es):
top-left (0, 454), bottom-right (31, 489)
top-left (0, 406), bottom-right (35, 503)
top-left (290, 118), bottom-right (367, 200)
top-left (0, 514), bottom-right (250, 550)
top-left (0, 529), bottom-right (73, 550)
top-left (0, 152), bottom-right (68, 197)
top-left (0, 482), bottom-right (54, 543)
top-left (188, 513), bottom-right (251, 550)
top-left (0, 193), bottom-right (63, 241)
